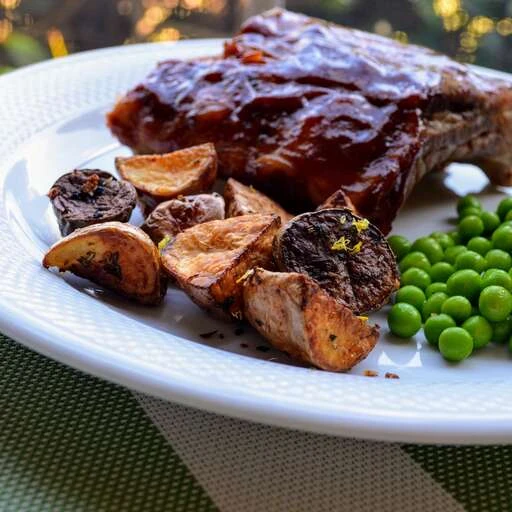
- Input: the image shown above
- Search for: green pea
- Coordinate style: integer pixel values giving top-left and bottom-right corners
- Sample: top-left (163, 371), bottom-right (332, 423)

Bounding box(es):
top-left (479, 285), bottom-right (512, 322)
top-left (411, 237), bottom-right (444, 264)
top-left (459, 207), bottom-right (482, 219)
top-left (422, 292), bottom-right (448, 321)
top-left (457, 195), bottom-right (482, 214)
top-left (443, 245), bottom-right (467, 265)
top-left (449, 231), bottom-right (462, 245)
top-left (430, 232), bottom-right (454, 250)
top-left (481, 269), bottom-right (512, 291)
top-left (467, 237), bottom-right (492, 256)
top-left (399, 251), bottom-right (431, 273)
top-left (462, 316), bottom-right (493, 349)
top-left (454, 250), bottom-right (487, 273)
top-left (396, 285), bottom-right (426, 311)
top-left (497, 196), bottom-right (512, 220)
top-left (441, 296), bottom-right (472, 324)
top-left (505, 210), bottom-right (512, 222)
top-left (387, 235), bottom-right (411, 262)
top-left (481, 211), bottom-right (501, 234)
top-left (424, 314), bottom-right (456, 346)
top-left (429, 262), bottom-right (455, 283)
top-left (446, 269), bottom-right (482, 302)
top-left (485, 249), bottom-right (512, 271)
top-left (439, 327), bottom-right (474, 362)
top-left (491, 318), bottom-right (512, 344)
top-left (508, 336), bottom-right (512, 353)
top-left (401, 268), bottom-right (431, 290)
top-left (491, 225), bottom-right (512, 253)
top-left (387, 303), bottom-right (422, 339)
top-left (458, 215), bottom-right (484, 240)
top-left (426, 282), bottom-right (448, 298)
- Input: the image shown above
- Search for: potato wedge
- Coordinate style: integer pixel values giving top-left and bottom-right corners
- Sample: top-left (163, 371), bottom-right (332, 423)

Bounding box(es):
top-left (43, 222), bottom-right (165, 305)
top-left (115, 143), bottom-right (217, 215)
top-left (317, 188), bottom-right (358, 214)
top-left (141, 193), bottom-right (225, 244)
top-left (161, 214), bottom-right (280, 319)
top-left (273, 208), bottom-right (399, 314)
top-left (224, 178), bottom-right (293, 224)
top-left (243, 268), bottom-right (379, 371)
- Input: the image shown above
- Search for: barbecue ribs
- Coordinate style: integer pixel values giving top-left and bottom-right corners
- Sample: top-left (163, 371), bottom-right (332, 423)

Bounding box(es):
top-left (107, 9), bottom-right (512, 233)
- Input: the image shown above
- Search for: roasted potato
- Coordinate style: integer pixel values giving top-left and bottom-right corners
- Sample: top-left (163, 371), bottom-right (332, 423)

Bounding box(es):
top-left (317, 188), bottom-right (358, 214)
top-left (224, 178), bottom-right (293, 224)
top-left (48, 169), bottom-right (137, 236)
top-left (161, 214), bottom-right (280, 319)
top-left (243, 268), bottom-right (379, 371)
top-left (141, 193), bottom-right (225, 244)
top-left (115, 143), bottom-right (217, 215)
top-left (43, 222), bottom-right (165, 305)
top-left (273, 208), bottom-right (399, 314)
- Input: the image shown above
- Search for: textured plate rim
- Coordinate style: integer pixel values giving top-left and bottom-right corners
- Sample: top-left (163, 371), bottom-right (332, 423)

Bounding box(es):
top-left (1, 41), bottom-right (512, 444)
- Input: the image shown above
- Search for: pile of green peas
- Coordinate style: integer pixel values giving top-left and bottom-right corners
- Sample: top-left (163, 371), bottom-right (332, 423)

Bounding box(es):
top-left (387, 194), bottom-right (512, 362)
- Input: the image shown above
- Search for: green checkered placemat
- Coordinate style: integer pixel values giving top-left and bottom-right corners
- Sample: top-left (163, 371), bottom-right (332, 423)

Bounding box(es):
top-left (0, 334), bottom-right (217, 512)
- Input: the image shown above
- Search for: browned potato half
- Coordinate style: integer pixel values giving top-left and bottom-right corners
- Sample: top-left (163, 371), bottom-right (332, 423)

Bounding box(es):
top-left (243, 268), bottom-right (379, 371)
top-left (224, 178), bottom-right (293, 224)
top-left (141, 193), bottom-right (225, 244)
top-left (43, 222), bottom-right (165, 305)
top-left (317, 188), bottom-right (358, 214)
top-left (161, 214), bottom-right (280, 319)
top-left (273, 208), bottom-right (399, 314)
top-left (115, 143), bottom-right (217, 215)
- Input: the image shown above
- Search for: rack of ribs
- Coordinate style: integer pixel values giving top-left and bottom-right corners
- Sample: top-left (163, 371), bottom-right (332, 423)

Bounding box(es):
top-left (107, 8), bottom-right (512, 233)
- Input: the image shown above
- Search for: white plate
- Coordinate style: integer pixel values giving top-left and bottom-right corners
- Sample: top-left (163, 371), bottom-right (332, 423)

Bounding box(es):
top-left (2, 40), bottom-right (512, 444)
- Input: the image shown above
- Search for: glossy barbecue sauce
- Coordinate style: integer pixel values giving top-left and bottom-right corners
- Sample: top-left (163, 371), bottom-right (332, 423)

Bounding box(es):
top-left (108, 9), bottom-right (505, 233)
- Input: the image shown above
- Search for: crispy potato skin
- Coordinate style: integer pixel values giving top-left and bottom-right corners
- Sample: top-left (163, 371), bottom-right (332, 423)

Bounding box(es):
top-left (141, 193), bottom-right (225, 244)
top-left (224, 178), bottom-right (293, 224)
top-left (43, 222), bottom-right (165, 305)
top-left (115, 143), bottom-right (217, 215)
top-left (161, 214), bottom-right (280, 319)
top-left (243, 268), bottom-right (379, 371)
top-left (317, 188), bottom-right (358, 215)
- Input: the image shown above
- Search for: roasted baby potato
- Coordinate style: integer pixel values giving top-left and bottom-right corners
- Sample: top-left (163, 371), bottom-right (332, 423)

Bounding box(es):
top-left (43, 222), bottom-right (165, 305)
top-left (48, 169), bottom-right (137, 236)
top-left (224, 178), bottom-right (293, 224)
top-left (273, 208), bottom-right (399, 314)
top-left (317, 188), bottom-right (358, 214)
top-left (141, 193), bottom-right (225, 244)
top-left (115, 143), bottom-right (217, 215)
top-left (161, 214), bottom-right (280, 319)
top-left (243, 268), bottom-right (379, 371)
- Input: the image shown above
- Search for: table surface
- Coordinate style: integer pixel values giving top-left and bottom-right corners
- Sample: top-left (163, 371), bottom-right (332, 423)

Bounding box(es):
top-left (2, 332), bottom-right (512, 512)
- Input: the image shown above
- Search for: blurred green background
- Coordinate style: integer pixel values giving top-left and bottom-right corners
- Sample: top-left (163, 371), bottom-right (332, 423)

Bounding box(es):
top-left (0, 0), bottom-right (511, 74)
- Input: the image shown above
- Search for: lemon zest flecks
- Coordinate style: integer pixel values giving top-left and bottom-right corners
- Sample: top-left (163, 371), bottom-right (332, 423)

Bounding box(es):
top-left (158, 235), bottom-right (172, 252)
top-left (348, 241), bottom-right (363, 254)
top-left (331, 236), bottom-right (363, 254)
top-left (236, 268), bottom-right (255, 284)
top-left (331, 235), bottom-right (350, 251)
top-left (352, 218), bottom-right (369, 233)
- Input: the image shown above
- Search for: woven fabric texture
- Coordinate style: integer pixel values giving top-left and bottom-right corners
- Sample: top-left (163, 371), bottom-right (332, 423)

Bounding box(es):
top-left (138, 394), bottom-right (465, 512)
top-left (0, 335), bottom-right (217, 512)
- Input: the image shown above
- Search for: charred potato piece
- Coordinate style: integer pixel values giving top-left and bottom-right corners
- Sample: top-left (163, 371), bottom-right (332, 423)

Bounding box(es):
top-left (317, 188), bottom-right (358, 215)
top-left (224, 178), bottom-right (293, 224)
top-left (115, 143), bottom-right (217, 215)
top-left (141, 193), bottom-right (225, 244)
top-left (161, 214), bottom-right (280, 319)
top-left (273, 208), bottom-right (399, 314)
top-left (243, 268), bottom-right (379, 371)
top-left (48, 169), bottom-right (137, 236)
top-left (43, 222), bottom-right (165, 305)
